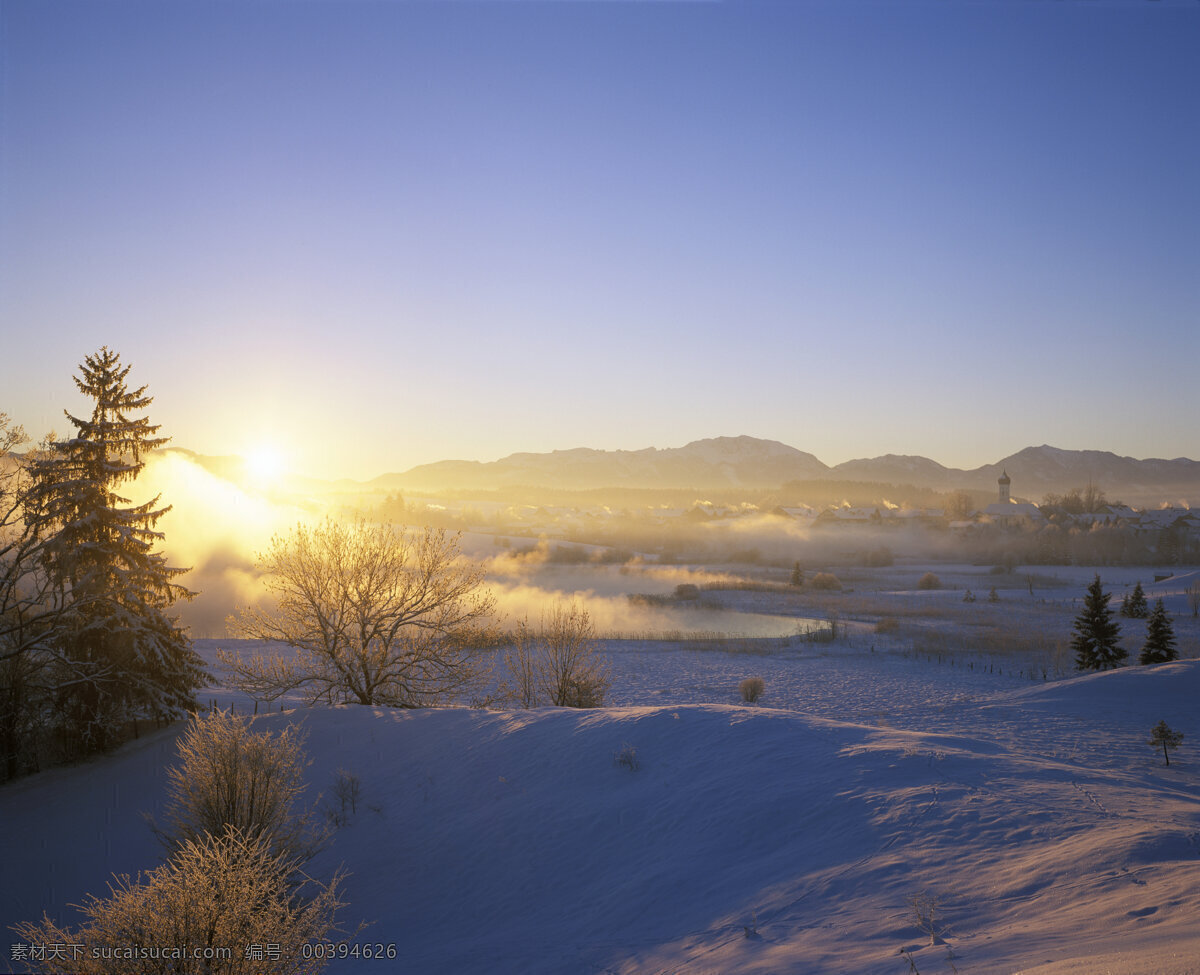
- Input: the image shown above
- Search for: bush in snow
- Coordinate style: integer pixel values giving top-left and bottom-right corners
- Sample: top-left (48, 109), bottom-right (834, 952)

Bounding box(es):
top-left (808, 572), bottom-right (841, 591)
top-left (613, 742), bottom-right (640, 771)
top-left (14, 827), bottom-right (347, 975)
top-left (153, 709), bottom-right (326, 871)
top-left (739, 677), bottom-right (765, 704)
top-left (917, 572), bottom-right (941, 590)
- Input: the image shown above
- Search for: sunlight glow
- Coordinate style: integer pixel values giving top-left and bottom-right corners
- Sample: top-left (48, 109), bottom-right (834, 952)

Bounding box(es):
top-left (243, 444), bottom-right (286, 485)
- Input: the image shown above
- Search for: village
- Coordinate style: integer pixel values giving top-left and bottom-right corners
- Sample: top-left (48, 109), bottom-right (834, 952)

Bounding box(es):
top-left (375, 470), bottom-right (1200, 570)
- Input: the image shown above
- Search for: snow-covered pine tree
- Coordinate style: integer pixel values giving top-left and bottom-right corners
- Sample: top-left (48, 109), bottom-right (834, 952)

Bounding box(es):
top-left (28, 348), bottom-right (206, 752)
top-left (1121, 581), bottom-right (1149, 618)
top-left (1139, 598), bottom-right (1178, 665)
top-left (1071, 574), bottom-right (1125, 671)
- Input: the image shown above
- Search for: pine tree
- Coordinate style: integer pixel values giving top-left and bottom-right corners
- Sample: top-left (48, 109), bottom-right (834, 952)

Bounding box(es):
top-left (1071, 574), bottom-right (1125, 671)
top-left (1148, 719), bottom-right (1184, 767)
top-left (1121, 581), bottom-right (1148, 618)
top-left (28, 348), bottom-right (206, 751)
top-left (790, 561), bottom-right (803, 587)
top-left (1139, 598), bottom-right (1178, 665)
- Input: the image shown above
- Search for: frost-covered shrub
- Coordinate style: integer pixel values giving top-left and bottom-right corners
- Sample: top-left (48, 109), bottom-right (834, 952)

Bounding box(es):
top-left (560, 674), bottom-right (608, 709)
top-left (866, 547), bottom-right (894, 567)
top-left (808, 572), bottom-right (841, 591)
top-left (613, 742), bottom-right (640, 771)
top-left (917, 572), bottom-right (941, 590)
top-left (14, 828), bottom-right (347, 975)
top-left (154, 710), bottom-right (325, 869)
top-left (875, 617), bottom-right (900, 635)
top-left (739, 677), bottom-right (765, 703)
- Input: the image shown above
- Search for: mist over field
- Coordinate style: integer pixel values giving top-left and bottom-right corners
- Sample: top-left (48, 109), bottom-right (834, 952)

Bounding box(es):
top-left (140, 451), bottom-right (987, 638)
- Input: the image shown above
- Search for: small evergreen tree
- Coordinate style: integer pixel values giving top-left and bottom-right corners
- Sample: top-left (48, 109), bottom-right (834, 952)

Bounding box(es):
top-left (28, 348), bottom-right (206, 751)
top-left (1138, 599), bottom-right (1178, 665)
top-left (1148, 719), bottom-right (1184, 767)
top-left (1071, 574), bottom-right (1125, 671)
top-left (1120, 581), bottom-right (1149, 618)
top-left (789, 561), bottom-right (803, 587)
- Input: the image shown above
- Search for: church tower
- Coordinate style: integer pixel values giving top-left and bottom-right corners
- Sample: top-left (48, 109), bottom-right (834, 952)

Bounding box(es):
top-left (998, 470), bottom-right (1011, 504)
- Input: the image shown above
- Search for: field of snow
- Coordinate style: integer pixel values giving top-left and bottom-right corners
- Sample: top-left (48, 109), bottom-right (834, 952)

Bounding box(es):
top-left (2, 565), bottom-right (1198, 974)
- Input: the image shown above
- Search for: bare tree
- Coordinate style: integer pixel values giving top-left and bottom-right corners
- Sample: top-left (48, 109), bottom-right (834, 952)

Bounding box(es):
top-left (909, 888), bottom-right (943, 947)
top-left (1187, 579), bottom-right (1200, 619)
top-left (0, 419), bottom-right (84, 778)
top-left (220, 519), bottom-right (495, 707)
top-left (0, 416), bottom-right (46, 777)
top-left (504, 602), bottom-right (610, 708)
top-left (503, 620), bottom-right (541, 709)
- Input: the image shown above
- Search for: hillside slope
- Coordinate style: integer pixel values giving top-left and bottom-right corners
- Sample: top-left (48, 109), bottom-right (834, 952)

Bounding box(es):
top-left (3, 660), bottom-right (1199, 974)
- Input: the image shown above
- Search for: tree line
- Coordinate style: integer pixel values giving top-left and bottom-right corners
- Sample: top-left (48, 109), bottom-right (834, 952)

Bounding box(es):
top-left (1072, 574), bottom-right (1179, 671)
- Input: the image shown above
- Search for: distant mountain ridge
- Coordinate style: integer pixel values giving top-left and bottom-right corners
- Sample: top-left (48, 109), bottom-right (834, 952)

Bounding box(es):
top-left (376, 436), bottom-right (1200, 504)
top-left (376, 436), bottom-right (827, 492)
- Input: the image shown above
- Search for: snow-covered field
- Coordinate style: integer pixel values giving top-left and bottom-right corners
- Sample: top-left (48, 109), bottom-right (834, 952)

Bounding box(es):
top-left (3, 566), bottom-right (1199, 974)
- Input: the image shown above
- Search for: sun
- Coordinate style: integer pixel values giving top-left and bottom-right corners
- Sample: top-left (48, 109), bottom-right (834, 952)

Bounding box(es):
top-left (243, 444), bottom-right (287, 486)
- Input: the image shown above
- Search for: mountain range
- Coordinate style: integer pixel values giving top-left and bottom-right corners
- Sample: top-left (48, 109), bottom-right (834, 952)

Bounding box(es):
top-left (369, 436), bottom-right (1200, 505)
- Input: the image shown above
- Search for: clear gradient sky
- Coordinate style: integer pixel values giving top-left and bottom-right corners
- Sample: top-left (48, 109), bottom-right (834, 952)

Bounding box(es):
top-left (2, 0), bottom-right (1197, 481)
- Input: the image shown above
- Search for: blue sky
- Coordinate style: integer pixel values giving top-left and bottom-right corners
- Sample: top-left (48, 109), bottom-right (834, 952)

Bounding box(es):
top-left (2, 0), bottom-right (1197, 481)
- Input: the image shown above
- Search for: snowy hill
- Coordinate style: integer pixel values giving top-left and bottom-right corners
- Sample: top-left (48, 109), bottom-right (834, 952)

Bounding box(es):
top-left (3, 652), bottom-right (1199, 974)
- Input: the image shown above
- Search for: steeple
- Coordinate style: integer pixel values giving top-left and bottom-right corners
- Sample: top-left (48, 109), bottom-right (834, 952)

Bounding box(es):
top-left (998, 470), bottom-right (1011, 504)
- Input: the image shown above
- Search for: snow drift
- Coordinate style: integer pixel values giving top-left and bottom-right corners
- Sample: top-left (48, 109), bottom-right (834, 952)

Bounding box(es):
top-left (3, 659), bottom-right (1199, 974)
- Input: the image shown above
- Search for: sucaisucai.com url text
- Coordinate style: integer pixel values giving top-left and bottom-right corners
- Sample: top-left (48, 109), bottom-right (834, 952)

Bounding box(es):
top-left (11, 943), bottom-right (235, 963)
